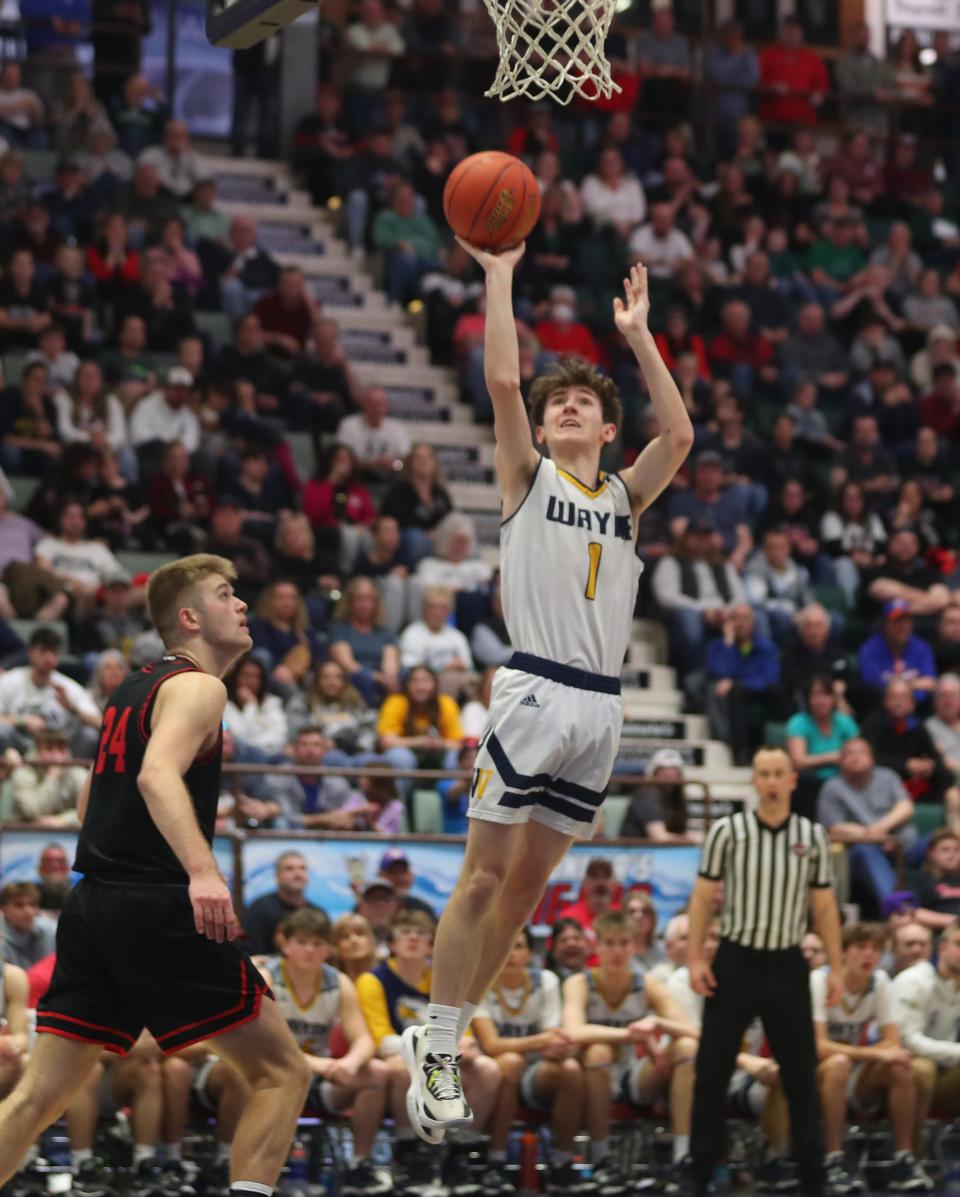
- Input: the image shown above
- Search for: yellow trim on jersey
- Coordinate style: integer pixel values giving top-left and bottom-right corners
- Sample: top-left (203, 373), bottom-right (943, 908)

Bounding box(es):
top-left (591, 967), bottom-right (634, 1012)
top-left (280, 959), bottom-right (324, 1014)
top-left (557, 467), bottom-right (607, 499)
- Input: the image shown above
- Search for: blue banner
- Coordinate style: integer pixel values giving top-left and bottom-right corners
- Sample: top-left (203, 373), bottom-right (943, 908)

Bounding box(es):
top-left (142, 0), bottom-right (234, 136)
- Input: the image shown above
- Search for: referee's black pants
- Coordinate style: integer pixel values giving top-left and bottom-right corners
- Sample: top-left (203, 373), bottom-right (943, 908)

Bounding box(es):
top-left (691, 940), bottom-right (824, 1193)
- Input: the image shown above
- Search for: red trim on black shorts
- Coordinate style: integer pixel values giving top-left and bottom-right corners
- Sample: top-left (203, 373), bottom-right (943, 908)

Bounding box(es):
top-left (154, 957), bottom-right (271, 1055)
top-left (36, 1025), bottom-right (131, 1056)
top-left (36, 1011), bottom-right (136, 1054)
top-left (160, 985), bottom-right (269, 1055)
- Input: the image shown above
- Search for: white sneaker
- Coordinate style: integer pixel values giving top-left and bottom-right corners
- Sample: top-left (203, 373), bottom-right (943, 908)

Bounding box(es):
top-left (401, 1024), bottom-right (473, 1141)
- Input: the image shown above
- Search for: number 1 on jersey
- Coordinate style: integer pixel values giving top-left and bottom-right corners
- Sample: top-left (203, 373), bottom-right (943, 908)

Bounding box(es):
top-left (585, 542), bottom-right (602, 601)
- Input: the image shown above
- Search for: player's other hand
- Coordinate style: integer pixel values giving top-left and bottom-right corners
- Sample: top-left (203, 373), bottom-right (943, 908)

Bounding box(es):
top-left (689, 958), bottom-right (717, 997)
top-left (824, 969), bottom-right (845, 1008)
top-left (189, 869), bottom-right (240, 943)
top-left (613, 263), bottom-right (651, 338)
top-left (455, 235), bottom-right (525, 274)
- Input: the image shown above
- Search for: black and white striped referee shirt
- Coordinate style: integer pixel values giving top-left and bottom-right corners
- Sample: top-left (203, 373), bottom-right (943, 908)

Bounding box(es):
top-left (699, 810), bottom-right (834, 951)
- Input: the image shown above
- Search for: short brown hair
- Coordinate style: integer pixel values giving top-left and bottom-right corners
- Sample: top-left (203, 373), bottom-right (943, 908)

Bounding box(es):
top-left (928, 827), bottom-right (960, 852)
top-left (594, 910), bottom-right (633, 940)
top-left (527, 356), bottom-right (622, 431)
top-left (843, 922), bottom-right (887, 951)
top-left (278, 907), bottom-right (331, 942)
top-left (0, 882), bottom-right (39, 906)
top-left (146, 554), bottom-right (236, 646)
top-left (389, 909), bottom-right (435, 941)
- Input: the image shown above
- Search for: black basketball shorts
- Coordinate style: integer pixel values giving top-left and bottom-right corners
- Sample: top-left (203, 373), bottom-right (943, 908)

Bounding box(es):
top-left (37, 877), bottom-right (271, 1055)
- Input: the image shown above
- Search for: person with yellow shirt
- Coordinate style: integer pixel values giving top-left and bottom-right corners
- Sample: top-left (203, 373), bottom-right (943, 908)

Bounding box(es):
top-left (355, 910), bottom-right (501, 1196)
top-left (377, 665), bottom-right (463, 772)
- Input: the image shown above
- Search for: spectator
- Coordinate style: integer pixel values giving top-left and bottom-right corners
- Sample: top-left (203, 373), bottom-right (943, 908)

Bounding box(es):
top-left (376, 663), bottom-right (462, 770)
top-left (0, 488), bottom-right (69, 621)
top-left (557, 857), bottom-right (619, 958)
top-left (398, 586), bottom-right (472, 681)
top-left (344, 0), bottom-right (405, 96)
top-left (904, 269), bottom-right (960, 334)
top-left (819, 481), bottom-right (887, 609)
top-left (337, 387), bottom-right (411, 482)
top-left (109, 73), bottom-right (167, 157)
top-left (782, 602), bottom-right (851, 710)
top-left (849, 313), bottom-right (907, 376)
top-left (230, 38), bottom-right (281, 160)
top-left (138, 119), bottom-right (203, 199)
top-left (128, 366), bottom-right (200, 459)
top-left (0, 883), bottom-right (56, 968)
top-left (649, 913), bottom-right (690, 983)
top-left (744, 525), bottom-right (814, 643)
top-left (910, 830), bottom-right (960, 929)
top-left (546, 918), bottom-right (589, 981)
top-left (668, 450), bottom-right (753, 565)
top-left (786, 674), bottom-right (860, 821)
top-left (779, 302), bottom-right (849, 392)
top-left (620, 747), bottom-right (700, 842)
top-left (819, 737), bottom-right (916, 912)
top-left (858, 598), bottom-right (937, 701)
top-left (0, 63), bottom-right (44, 148)
top-left (272, 511), bottom-right (340, 597)
top-left (705, 603), bottom-right (782, 764)
top-left (758, 18), bottom-right (828, 128)
top-left (328, 576), bottom-right (400, 707)
top-left (292, 84), bottom-right (355, 204)
top-left (287, 659), bottom-right (377, 758)
top-left (9, 727), bottom-right (86, 826)
top-left (113, 161), bottom-right (178, 242)
top-left (926, 673), bottom-right (960, 785)
top-left (436, 740), bottom-right (475, 834)
top-left (85, 648), bottom-right (129, 712)
top-left (0, 248), bottom-right (51, 350)
top-left (708, 299), bottom-right (776, 400)
top-left (628, 203), bottom-right (694, 280)
top-left (371, 180), bottom-right (441, 304)
top-left (0, 626), bottom-right (100, 756)
top-left (212, 314), bottom-right (286, 418)
top-left (181, 176), bottom-right (229, 245)
top-left (580, 148), bottom-right (646, 239)
top-left (303, 443), bottom-right (377, 533)
top-left (51, 71), bottom-right (111, 158)
top-left (651, 519), bottom-right (747, 673)
top-left (51, 359), bottom-right (128, 462)
top-left (265, 725), bottom-right (371, 831)
top-left (377, 847), bottom-right (435, 919)
top-left (223, 653), bottom-right (289, 758)
top-left (35, 500), bottom-right (127, 618)
top-left (887, 921), bottom-right (932, 976)
top-left (884, 133), bottom-right (932, 214)
top-left (863, 526), bottom-right (951, 620)
top-left (242, 850), bottom-right (319, 955)
top-left (860, 678), bottom-right (958, 816)
top-left (415, 512), bottom-right (491, 593)
top-left (470, 573), bottom-right (510, 669)
top-left (354, 876), bottom-right (399, 959)
top-left (288, 317), bottom-right (360, 434)
top-left (252, 266), bottom-right (318, 358)
top-left (26, 323), bottom-right (79, 390)
top-left (532, 286), bottom-right (602, 364)
top-left (74, 573), bottom-right (146, 661)
top-left (703, 21), bottom-right (759, 151)
top-left (380, 442), bottom-right (452, 562)
top-left (918, 364), bottom-right (960, 438)
top-left (214, 216), bottom-right (280, 322)
top-left (834, 20), bottom-right (896, 135)
top-left (632, 7), bottom-right (692, 122)
top-left (835, 414), bottom-right (900, 503)
top-left (247, 578), bottom-right (321, 690)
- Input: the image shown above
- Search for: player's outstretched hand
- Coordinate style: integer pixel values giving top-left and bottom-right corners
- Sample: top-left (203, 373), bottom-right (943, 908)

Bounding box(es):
top-left (689, 958), bottom-right (717, 997)
top-left (824, 968), bottom-right (845, 1008)
top-left (455, 235), bottom-right (525, 274)
top-left (613, 263), bottom-right (651, 338)
top-left (189, 870), bottom-right (240, 943)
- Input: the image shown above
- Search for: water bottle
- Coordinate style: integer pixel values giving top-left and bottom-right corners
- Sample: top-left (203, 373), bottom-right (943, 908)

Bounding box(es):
top-left (713, 1163), bottom-right (731, 1194)
top-left (940, 1124), bottom-right (960, 1193)
top-left (316, 1155), bottom-right (337, 1197)
top-left (371, 1131), bottom-right (392, 1168)
top-left (281, 1139), bottom-right (312, 1197)
top-left (519, 1130), bottom-right (539, 1193)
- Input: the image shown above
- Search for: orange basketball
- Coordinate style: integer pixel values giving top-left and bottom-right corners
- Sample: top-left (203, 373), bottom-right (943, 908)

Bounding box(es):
top-left (443, 151), bottom-right (541, 251)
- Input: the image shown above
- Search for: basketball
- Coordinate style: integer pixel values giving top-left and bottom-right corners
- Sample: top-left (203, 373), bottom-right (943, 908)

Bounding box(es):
top-left (443, 151), bottom-right (541, 251)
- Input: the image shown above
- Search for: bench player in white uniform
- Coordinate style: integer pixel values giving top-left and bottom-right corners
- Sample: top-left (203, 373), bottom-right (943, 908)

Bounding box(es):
top-left (196, 910), bottom-right (390, 1197)
top-left (812, 923), bottom-right (931, 1194)
top-left (667, 922), bottom-right (794, 1192)
top-left (892, 917), bottom-right (960, 1164)
top-left (402, 247), bottom-right (694, 1141)
top-left (562, 912), bottom-right (699, 1195)
top-left (472, 928), bottom-right (592, 1196)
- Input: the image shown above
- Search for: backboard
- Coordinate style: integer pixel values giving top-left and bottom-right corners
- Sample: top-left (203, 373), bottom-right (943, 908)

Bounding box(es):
top-left (205, 0), bottom-right (318, 48)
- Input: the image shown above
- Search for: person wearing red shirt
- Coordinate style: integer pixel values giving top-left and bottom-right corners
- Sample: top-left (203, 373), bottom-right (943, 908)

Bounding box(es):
top-left (533, 286), bottom-right (604, 365)
top-left (708, 299), bottom-right (775, 397)
top-left (558, 858), bottom-right (621, 961)
top-left (303, 443), bottom-right (377, 530)
top-left (918, 364), bottom-right (960, 438)
top-left (654, 307), bottom-right (711, 379)
top-left (252, 265), bottom-right (318, 358)
top-left (759, 17), bottom-right (828, 127)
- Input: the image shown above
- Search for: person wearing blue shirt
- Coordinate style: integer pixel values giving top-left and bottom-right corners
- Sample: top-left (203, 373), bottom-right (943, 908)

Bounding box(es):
top-left (706, 603), bottom-right (782, 765)
top-left (786, 677), bottom-right (860, 782)
top-left (858, 598), bottom-right (937, 703)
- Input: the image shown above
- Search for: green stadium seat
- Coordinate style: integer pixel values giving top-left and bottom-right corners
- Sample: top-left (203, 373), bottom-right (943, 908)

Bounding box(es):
top-left (763, 721), bottom-right (787, 748)
top-left (0, 778), bottom-right (15, 822)
top-left (411, 788), bottom-right (443, 834)
top-left (287, 432), bottom-right (316, 479)
top-left (117, 550), bottom-right (174, 576)
top-left (604, 794), bottom-right (629, 837)
top-left (22, 149), bottom-right (57, 181)
top-left (913, 803), bottom-right (946, 839)
top-left (812, 584), bottom-right (849, 614)
top-left (7, 475), bottom-right (40, 512)
top-left (2, 352), bottom-right (27, 386)
top-left (10, 618), bottom-right (70, 652)
top-left (193, 311), bottom-right (233, 347)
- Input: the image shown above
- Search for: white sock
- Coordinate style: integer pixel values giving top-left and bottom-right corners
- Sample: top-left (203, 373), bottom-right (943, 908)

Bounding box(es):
top-left (230, 1185), bottom-right (273, 1197)
top-left (163, 1143), bottom-right (182, 1162)
top-left (673, 1135), bottom-right (690, 1163)
top-left (71, 1148), bottom-right (92, 1172)
top-left (590, 1141), bottom-right (610, 1165)
top-left (425, 1003), bottom-right (460, 1058)
top-left (489, 1150), bottom-right (507, 1164)
top-left (217, 1142), bottom-right (231, 1164)
top-left (825, 1151), bottom-right (843, 1164)
top-left (894, 1150), bottom-right (911, 1162)
top-left (134, 1145), bottom-right (155, 1167)
top-left (550, 1150), bottom-right (573, 1169)
top-left (457, 1001), bottom-right (480, 1039)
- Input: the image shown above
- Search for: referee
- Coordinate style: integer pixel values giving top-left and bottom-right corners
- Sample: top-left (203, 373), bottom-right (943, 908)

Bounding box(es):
top-left (686, 746), bottom-right (843, 1197)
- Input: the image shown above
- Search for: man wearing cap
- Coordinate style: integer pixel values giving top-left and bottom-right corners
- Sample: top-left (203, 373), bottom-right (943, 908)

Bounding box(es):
top-left (557, 859), bottom-right (619, 958)
top-left (75, 569), bottom-right (148, 660)
top-left (242, 849), bottom-right (320, 955)
top-left (128, 365), bottom-right (201, 456)
top-left (621, 748), bottom-right (700, 842)
top-left (651, 519), bottom-right (747, 674)
top-left (819, 738), bottom-right (917, 912)
top-left (9, 728), bottom-right (87, 827)
top-left (355, 876), bottom-right (401, 959)
top-left (668, 449), bottom-right (753, 566)
top-left (378, 849), bottom-right (436, 919)
top-left (858, 599), bottom-right (938, 703)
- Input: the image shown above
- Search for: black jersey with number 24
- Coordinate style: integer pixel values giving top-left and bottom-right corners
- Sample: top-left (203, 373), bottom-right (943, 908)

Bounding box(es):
top-left (75, 655), bottom-right (222, 885)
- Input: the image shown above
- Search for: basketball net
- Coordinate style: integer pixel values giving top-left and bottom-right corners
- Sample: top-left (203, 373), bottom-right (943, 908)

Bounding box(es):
top-left (483, 0), bottom-right (622, 104)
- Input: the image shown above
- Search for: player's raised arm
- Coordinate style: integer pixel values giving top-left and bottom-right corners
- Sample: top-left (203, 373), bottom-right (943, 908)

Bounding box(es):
top-left (455, 237), bottom-right (540, 498)
top-left (617, 264), bottom-right (695, 518)
top-left (137, 671), bottom-right (238, 943)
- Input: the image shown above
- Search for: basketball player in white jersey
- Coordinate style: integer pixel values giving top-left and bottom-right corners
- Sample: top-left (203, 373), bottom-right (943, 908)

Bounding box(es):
top-left (562, 911), bottom-right (699, 1194)
top-left (402, 246), bottom-right (694, 1140)
top-left (812, 923), bottom-right (931, 1194)
top-left (472, 928), bottom-right (592, 1196)
top-left (194, 910), bottom-right (391, 1197)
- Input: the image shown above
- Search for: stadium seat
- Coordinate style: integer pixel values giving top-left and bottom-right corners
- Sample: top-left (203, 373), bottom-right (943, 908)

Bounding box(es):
top-left (287, 432), bottom-right (317, 479)
top-left (7, 475), bottom-right (40, 513)
top-left (10, 618), bottom-right (70, 652)
top-left (604, 794), bottom-right (629, 837)
top-left (117, 551), bottom-right (175, 576)
top-left (193, 311), bottom-right (234, 345)
top-left (411, 788), bottom-right (443, 834)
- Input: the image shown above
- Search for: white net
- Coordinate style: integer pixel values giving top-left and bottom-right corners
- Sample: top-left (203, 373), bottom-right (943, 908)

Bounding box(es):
top-left (482, 0), bottom-right (622, 105)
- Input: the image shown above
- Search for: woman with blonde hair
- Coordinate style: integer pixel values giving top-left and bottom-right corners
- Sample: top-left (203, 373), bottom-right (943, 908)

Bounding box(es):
top-left (85, 648), bottom-right (129, 711)
top-left (624, 889), bottom-right (665, 971)
top-left (331, 913), bottom-right (379, 979)
top-left (248, 578), bottom-right (320, 691)
top-left (328, 576), bottom-right (399, 706)
top-left (380, 442), bottom-right (453, 565)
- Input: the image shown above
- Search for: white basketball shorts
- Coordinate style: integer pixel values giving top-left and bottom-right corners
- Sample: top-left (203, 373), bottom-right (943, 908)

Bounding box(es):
top-left (467, 651), bottom-right (623, 841)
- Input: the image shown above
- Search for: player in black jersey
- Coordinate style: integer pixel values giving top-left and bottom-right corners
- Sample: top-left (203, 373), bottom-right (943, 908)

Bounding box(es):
top-left (0, 555), bottom-right (310, 1197)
